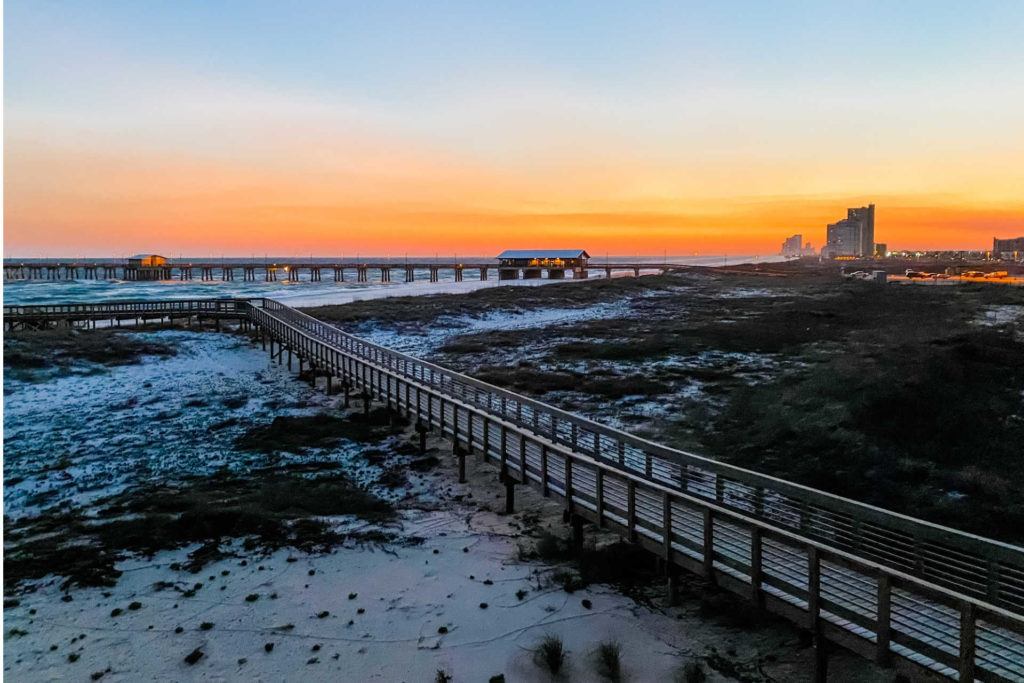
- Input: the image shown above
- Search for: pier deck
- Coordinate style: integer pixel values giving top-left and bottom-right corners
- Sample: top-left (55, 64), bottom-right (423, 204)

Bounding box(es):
top-left (3, 260), bottom-right (676, 282)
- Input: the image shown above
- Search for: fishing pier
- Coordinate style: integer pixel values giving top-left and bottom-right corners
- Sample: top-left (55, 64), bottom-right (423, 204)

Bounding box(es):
top-left (4, 256), bottom-right (664, 283)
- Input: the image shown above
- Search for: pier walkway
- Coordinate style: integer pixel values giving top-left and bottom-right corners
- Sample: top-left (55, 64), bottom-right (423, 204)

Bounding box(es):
top-left (3, 260), bottom-right (675, 282)
top-left (4, 297), bottom-right (1023, 681)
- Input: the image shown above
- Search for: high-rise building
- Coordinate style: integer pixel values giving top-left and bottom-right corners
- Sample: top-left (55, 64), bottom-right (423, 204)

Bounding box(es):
top-left (822, 204), bottom-right (876, 258)
top-left (993, 236), bottom-right (1024, 256)
top-left (781, 234), bottom-right (803, 257)
top-left (824, 219), bottom-right (862, 257)
top-left (848, 204), bottom-right (875, 258)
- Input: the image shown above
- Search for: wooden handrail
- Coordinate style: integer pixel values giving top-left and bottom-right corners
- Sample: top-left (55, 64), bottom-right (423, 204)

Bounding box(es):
top-left (247, 298), bottom-right (1024, 681)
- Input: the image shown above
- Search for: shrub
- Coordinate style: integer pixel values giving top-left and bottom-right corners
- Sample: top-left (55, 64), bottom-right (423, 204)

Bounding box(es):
top-left (595, 640), bottom-right (622, 681)
top-left (536, 634), bottom-right (566, 675)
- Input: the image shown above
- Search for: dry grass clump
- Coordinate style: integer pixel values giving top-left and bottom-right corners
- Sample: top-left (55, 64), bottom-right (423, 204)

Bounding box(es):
top-left (535, 634), bottom-right (566, 675)
top-left (594, 640), bottom-right (622, 681)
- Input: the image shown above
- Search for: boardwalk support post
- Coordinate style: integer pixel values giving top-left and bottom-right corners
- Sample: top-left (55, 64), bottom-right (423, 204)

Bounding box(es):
top-left (666, 565), bottom-right (681, 607)
top-left (456, 446), bottom-right (467, 484)
top-left (876, 574), bottom-right (891, 667)
top-left (571, 514), bottom-right (584, 551)
top-left (751, 527), bottom-right (764, 609)
top-left (809, 547), bottom-right (827, 683)
top-left (502, 471), bottom-right (516, 514)
top-left (416, 422), bottom-right (427, 454)
top-left (960, 601), bottom-right (976, 682)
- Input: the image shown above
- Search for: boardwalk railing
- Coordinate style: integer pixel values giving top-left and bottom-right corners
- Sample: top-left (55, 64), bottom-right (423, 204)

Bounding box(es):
top-left (246, 298), bottom-right (1024, 681)
top-left (2, 299), bottom-right (246, 330)
top-left (6, 297), bottom-right (1024, 680)
top-left (2, 299), bottom-right (245, 319)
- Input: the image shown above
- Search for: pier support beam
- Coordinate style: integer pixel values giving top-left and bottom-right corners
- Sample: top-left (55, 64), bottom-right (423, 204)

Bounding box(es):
top-left (570, 514), bottom-right (585, 551)
top-left (416, 422), bottom-right (428, 454)
top-left (457, 447), bottom-right (467, 483)
top-left (501, 470), bottom-right (516, 514)
top-left (666, 565), bottom-right (681, 607)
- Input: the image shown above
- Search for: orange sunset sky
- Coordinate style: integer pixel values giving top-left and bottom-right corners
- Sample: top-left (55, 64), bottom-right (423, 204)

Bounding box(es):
top-left (4, 2), bottom-right (1024, 257)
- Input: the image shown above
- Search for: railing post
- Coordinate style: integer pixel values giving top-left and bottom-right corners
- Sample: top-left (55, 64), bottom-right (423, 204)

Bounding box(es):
top-left (751, 526), bottom-right (764, 608)
top-left (808, 546), bottom-right (820, 629)
top-left (702, 508), bottom-right (714, 580)
top-left (662, 493), bottom-right (673, 560)
top-left (959, 601), bottom-right (976, 682)
top-left (564, 457), bottom-right (573, 511)
top-left (876, 573), bottom-right (891, 667)
top-left (519, 434), bottom-right (527, 476)
top-left (987, 559), bottom-right (1001, 605)
top-left (808, 546), bottom-right (827, 683)
top-left (595, 468), bottom-right (605, 528)
top-left (540, 444), bottom-right (549, 497)
top-left (627, 480), bottom-right (637, 543)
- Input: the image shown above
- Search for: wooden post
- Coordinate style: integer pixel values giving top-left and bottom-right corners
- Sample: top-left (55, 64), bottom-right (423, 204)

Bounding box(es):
top-left (481, 418), bottom-right (490, 462)
top-left (808, 547), bottom-right (821, 630)
top-left (959, 601), bottom-right (976, 682)
top-left (808, 547), bottom-right (827, 683)
top-left (662, 493), bottom-right (673, 560)
top-left (457, 447), bottom-right (467, 484)
top-left (751, 527), bottom-right (764, 608)
top-left (564, 458), bottom-right (574, 512)
top-left (540, 445), bottom-right (549, 497)
top-left (627, 480), bottom-right (637, 543)
top-left (519, 435), bottom-right (527, 476)
top-left (595, 469), bottom-right (605, 528)
top-left (499, 424), bottom-right (507, 470)
top-left (876, 574), bottom-right (891, 666)
top-left (571, 514), bottom-right (584, 551)
top-left (702, 508), bottom-right (715, 581)
top-left (504, 474), bottom-right (515, 514)
top-left (666, 564), bottom-right (681, 607)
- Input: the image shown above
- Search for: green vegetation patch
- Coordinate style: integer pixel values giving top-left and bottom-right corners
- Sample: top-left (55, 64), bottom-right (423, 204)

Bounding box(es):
top-left (4, 470), bottom-right (394, 592)
top-left (235, 407), bottom-right (407, 452)
top-left (4, 329), bottom-right (176, 376)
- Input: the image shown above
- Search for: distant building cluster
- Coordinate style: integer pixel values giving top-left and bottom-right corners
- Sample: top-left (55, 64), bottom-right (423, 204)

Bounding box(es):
top-left (780, 205), bottom-right (1023, 263)
top-left (821, 204), bottom-right (875, 259)
top-left (994, 236), bottom-right (1024, 260)
top-left (780, 234), bottom-right (814, 258)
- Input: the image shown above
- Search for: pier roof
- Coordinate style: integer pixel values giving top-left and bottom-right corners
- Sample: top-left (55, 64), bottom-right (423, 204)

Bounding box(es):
top-left (496, 249), bottom-right (589, 259)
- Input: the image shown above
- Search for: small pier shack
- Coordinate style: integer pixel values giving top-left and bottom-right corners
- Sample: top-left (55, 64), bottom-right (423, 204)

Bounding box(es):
top-left (496, 249), bottom-right (590, 280)
top-left (126, 254), bottom-right (170, 280)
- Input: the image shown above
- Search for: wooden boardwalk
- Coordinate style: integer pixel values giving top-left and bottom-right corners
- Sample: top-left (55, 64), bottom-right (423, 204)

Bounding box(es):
top-left (5, 298), bottom-right (1024, 681)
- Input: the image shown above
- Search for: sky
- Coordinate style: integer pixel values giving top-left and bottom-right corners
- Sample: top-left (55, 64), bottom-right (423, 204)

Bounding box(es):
top-left (5, 1), bottom-right (1024, 257)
